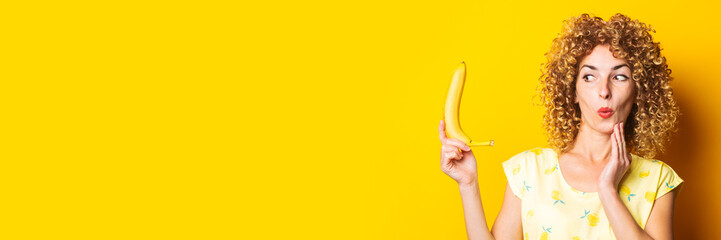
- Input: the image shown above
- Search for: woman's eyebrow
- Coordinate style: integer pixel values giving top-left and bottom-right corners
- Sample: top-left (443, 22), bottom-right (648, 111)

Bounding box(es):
top-left (580, 64), bottom-right (630, 70)
top-left (612, 64), bottom-right (630, 70)
top-left (581, 64), bottom-right (597, 70)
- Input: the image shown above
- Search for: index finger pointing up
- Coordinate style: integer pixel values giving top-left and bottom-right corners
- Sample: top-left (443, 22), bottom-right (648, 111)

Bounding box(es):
top-left (439, 119), bottom-right (447, 142)
top-left (610, 129), bottom-right (618, 162)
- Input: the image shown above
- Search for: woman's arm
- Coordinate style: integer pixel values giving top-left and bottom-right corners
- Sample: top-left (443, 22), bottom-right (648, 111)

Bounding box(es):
top-left (600, 184), bottom-right (679, 240)
top-left (491, 182), bottom-right (523, 239)
top-left (439, 121), bottom-right (521, 239)
top-left (458, 180), bottom-right (522, 240)
top-left (644, 184), bottom-right (681, 240)
top-left (598, 123), bottom-right (653, 239)
top-left (458, 180), bottom-right (494, 240)
top-left (600, 122), bottom-right (675, 240)
top-left (599, 185), bottom-right (654, 240)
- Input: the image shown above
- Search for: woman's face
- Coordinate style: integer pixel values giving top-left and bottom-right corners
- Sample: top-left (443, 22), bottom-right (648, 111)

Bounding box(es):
top-left (575, 44), bottom-right (636, 134)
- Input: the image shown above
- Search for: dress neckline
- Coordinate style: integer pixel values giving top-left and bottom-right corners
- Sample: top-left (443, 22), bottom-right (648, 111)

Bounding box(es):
top-left (550, 149), bottom-right (637, 197)
top-left (550, 151), bottom-right (599, 197)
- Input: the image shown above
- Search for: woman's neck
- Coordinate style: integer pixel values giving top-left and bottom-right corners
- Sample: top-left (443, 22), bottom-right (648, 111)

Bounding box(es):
top-left (568, 122), bottom-right (613, 164)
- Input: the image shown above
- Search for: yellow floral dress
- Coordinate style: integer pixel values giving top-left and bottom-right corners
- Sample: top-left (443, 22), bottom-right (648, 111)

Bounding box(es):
top-left (502, 147), bottom-right (684, 240)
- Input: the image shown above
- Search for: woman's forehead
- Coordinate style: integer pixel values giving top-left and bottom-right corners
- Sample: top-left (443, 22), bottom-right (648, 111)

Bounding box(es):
top-left (579, 45), bottom-right (628, 70)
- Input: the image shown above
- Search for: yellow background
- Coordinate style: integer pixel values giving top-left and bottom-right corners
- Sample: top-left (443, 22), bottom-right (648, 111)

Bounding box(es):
top-left (1, 0), bottom-right (718, 239)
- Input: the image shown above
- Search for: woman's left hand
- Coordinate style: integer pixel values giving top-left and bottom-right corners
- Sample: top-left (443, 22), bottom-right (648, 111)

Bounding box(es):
top-left (598, 122), bottom-right (631, 192)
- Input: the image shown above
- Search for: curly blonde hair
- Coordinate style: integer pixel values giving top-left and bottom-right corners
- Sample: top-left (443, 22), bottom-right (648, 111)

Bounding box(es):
top-left (534, 13), bottom-right (680, 158)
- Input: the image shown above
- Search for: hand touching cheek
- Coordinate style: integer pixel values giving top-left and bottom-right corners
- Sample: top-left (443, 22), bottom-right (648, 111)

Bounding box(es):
top-left (598, 122), bottom-right (631, 191)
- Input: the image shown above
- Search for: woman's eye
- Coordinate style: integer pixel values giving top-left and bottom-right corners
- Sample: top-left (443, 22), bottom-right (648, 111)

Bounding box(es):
top-left (615, 75), bottom-right (628, 81)
top-left (583, 74), bottom-right (595, 81)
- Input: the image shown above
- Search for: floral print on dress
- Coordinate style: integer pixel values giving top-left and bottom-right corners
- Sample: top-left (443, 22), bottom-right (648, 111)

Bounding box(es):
top-left (544, 163), bottom-right (558, 175)
top-left (620, 185), bottom-right (636, 202)
top-left (540, 226), bottom-right (552, 240)
top-left (522, 180), bottom-right (532, 196)
top-left (530, 148), bottom-right (544, 155)
top-left (586, 213), bottom-right (599, 226)
top-left (552, 190), bottom-right (565, 205)
top-left (645, 191), bottom-right (656, 203)
top-left (579, 209), bottom-right (599, 226)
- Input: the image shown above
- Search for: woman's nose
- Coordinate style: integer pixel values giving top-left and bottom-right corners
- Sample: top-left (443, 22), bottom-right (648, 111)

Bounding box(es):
top-left (599, 80), bottom-right (611, 99)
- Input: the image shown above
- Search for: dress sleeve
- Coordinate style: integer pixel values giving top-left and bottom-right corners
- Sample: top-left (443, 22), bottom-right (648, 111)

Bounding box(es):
top-left (501, 152), bottom-right (526, 199)
top-left (656, 162), bottom-right (684, 200)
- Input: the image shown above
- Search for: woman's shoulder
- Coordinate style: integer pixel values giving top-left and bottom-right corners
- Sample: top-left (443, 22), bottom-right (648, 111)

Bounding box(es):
top-left (503, 147), bottom-right (556, 166)
top-left (630, 153), bottom-right (671, 170)
top-left (625, 153), bottom-right (684, 199)
top-left (631, 154), bottom-right (683, 180)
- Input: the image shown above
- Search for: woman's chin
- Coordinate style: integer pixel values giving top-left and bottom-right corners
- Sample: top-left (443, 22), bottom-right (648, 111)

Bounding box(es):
top-left (593, 123), bottom-right (616, 135)
top-left (584, 119), bottom-right (620, 134)
top-left (603, 123), bottom-right (618, 134)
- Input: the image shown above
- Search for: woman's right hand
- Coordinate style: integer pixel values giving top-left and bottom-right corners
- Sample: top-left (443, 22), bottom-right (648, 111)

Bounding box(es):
top-left (439, 119), bottom-right (478, 186)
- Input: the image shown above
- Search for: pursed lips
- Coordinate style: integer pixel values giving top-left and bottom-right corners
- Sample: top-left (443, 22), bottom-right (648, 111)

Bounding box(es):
top-left (597, 107), bottom-right (614, 118)
top-left (597, 107), bottom-right (613, 113)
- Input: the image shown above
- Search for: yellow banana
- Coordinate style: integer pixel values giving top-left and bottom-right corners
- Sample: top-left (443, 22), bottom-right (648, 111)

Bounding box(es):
top-left (443, 61), bottom-right (494, 147)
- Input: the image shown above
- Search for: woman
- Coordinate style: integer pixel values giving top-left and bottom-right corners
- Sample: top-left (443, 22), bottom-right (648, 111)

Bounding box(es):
top-left (438, 13), bottom-right (684, 239)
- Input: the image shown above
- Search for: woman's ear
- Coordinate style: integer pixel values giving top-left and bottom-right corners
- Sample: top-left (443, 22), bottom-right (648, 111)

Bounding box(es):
top-left (573, 86), bottom-right (578, 103)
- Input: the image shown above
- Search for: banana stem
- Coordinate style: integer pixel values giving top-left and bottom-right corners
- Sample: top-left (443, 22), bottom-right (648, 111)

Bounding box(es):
top-left (468, 140), bottom-right (494, 147)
